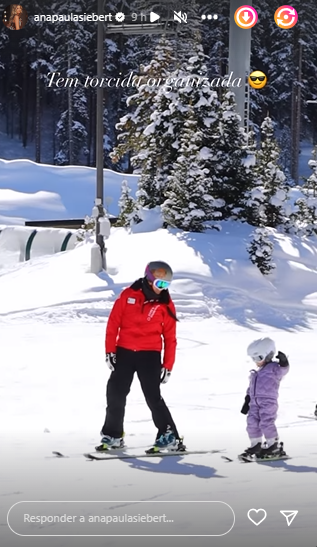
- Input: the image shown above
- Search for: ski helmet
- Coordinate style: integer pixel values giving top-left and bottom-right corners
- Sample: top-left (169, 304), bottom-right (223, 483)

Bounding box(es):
top-left (247, 337), bottom-right (276, 363)
top-left (145, 261), bottom-right (173, 285)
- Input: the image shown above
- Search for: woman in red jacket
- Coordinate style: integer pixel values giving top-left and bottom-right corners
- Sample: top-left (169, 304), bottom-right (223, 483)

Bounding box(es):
top-left (97, 261), bottom-right (181, 452)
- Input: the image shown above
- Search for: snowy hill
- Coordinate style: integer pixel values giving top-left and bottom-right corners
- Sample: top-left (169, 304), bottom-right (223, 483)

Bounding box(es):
top-left (0, 158), bottom-right (138, 223)
top-left (1, 223), bottom-right (317, 547)
top-left (0, 158), bottom-right (306, 229)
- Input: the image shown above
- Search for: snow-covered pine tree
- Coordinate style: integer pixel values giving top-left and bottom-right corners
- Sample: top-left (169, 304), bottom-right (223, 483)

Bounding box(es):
top-left (247, 227), bottom-right (275, 275)
top-left (76, 215), bottom-right (95, 242)
top-left (171, 0), bottom-right (202, 65)
top-left (248, 117), bottom-right (288, 228)
top-left (250, 0), bottom-right (317, 136)
top-left (51, 0), bottom-right (92, 165)
top-left (116, 179), bottom-right (140, 227)
top-left (200, 0), bottom-right (229, 79)
top-left (137, 42), bottom-right (221, 209)
top-left (104, 0), bottom-right (152, 170)
top-left (293, 147), bottom-right (317, 235)
top-left (110, 35), bottom-right (176, 167)
top-left (278, 127), bottom-right (292, 174)
top-left (162, 111), bottom-right (219, 232)
top-left (21, 0), bottom-right (54, 160)
top-left (290, 0), bottom-right (317, 138)
top-left (249, 0), bottom-right (271, 129)
top-left (208, 91), bottom-right (255, 220)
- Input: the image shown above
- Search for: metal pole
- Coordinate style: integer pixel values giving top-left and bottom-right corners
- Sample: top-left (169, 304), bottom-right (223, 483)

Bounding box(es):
top-left (96, 0), bottom-right (105, 257)
top-left (228, 0), bottom-right (252, 127)
top-left (291, 41), bottom-right (302, 184)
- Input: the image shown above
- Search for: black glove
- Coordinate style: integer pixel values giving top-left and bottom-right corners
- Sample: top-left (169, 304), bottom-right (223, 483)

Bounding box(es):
top-left (160, 368), bottom-right (171, 384)
top-left (105, 352), bottom-right (116, 371)
top-left (241, 394), bottom-right (251, 415)
top-left (276, 351), bottom-right (289, 367)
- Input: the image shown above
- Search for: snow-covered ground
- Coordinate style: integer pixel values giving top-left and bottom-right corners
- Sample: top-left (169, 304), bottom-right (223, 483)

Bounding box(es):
top-left (1, 221), bottom-right (317, 547)
top-left (0, 158), bottom-right (138, 223)
top-left (0, 149), bottom-right (314, 227)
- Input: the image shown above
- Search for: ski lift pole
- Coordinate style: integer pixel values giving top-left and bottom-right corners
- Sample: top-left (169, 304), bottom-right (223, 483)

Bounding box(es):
top-left (96, 0), bottom-right (105, 263)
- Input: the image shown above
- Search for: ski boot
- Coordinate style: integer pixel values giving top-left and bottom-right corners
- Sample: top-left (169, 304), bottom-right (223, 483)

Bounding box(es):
top-left (257, 441), bottom-right (286, 460)
top-left (238, 442), bottom-right (262, 462)
top-left (95, 435), bottom-right (125, 452)
top-left (146, 428), bottom-right (180, 454)
top-left (169, 436), bottom-right (187, 452)
top-left (314, 404), bottom-right (317, 418)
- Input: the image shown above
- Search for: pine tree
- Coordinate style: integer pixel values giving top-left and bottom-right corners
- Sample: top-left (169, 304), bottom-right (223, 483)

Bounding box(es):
top-left (247, 227), bottom-right (275, 275)
top-left (116, 179), bottom-right (140, 227)
top-left (51, 0), bottom-right (93, 164)
top-left (293, 147), bottom-right (317, 235)
top-left (250, 0), bottom-right (317, 136)
top-left (171, 0), bottom-right (202, 64)
top-left (102, 0), bottom-right (150, 170)
top-left (208, 91), bottom-right (255, 220)
top-left (162, 112), bottom-right (220, 232)
top-left (200, 0), bottom-right (229, 79)
top-left (0, 16), bottom-right (12, 122)
top-left (291, 0), bottom-right (317, 137)
top-left (249, 0), bottom-right (272, 128)
top-left (111, 36), bottom-right (177, 166)
top-left (20, 0), bottom-right (54, 159)
top-left (277, 127), bottom-right (292, 174)
top-left (249, 117), bottom-right (288, 228)
top-left (137, 42), bottom-right (221, 209)
top-left (76, 215), bottom-right (95, 242)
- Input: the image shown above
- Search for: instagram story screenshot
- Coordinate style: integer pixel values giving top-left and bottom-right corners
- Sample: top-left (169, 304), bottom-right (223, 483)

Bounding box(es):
top-left (0, 1), bottom-right (317, 546)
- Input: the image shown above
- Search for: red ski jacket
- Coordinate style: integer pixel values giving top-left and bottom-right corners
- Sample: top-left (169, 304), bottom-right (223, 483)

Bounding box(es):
top-left (105, 279), bottom-right (177, 371)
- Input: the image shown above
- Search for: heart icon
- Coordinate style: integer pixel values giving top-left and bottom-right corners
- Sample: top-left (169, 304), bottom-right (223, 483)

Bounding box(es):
top-left (247, 508), bottom-right (267, 526)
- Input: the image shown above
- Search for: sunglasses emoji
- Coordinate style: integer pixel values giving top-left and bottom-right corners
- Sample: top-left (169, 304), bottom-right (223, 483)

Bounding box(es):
top-left (248, 71), bottom-right (267, 89)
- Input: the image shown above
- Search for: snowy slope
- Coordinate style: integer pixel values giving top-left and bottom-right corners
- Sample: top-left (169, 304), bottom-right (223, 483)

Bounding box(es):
top-left (0, 158), bottom-right (306, 227)
top-left (1, 224), bottom-right (317, 547)
top-left (0, 158), bottom-right (138, 222)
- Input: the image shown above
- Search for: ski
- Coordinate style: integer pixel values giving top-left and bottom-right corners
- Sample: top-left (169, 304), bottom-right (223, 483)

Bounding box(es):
top-left (221, 454), bottom-right (291, 463)
top-left (83, 449), bottom-right (223, 461)
top-left (221, 456), bottom-right (234, 462)
top-left (52, 447), bottom-right (129, 458)
top-left (238, 454), bottom-right (291, 463)
top-left (298, 415), bottom-right (317, 420)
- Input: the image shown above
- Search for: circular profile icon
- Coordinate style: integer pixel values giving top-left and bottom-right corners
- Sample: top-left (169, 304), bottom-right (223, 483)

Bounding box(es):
top-left (248, 71), bottom-right (267, 89)
top-left (274, 5), bottom-right (298, 28)
top-left (234, 5), bottom-right (258, 29)
top-left (2, 4), bottom-right (28, 30)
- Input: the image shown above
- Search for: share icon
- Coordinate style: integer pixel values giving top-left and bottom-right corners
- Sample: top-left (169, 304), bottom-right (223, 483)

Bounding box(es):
top-left (280, 510), bottom-right (298, 526)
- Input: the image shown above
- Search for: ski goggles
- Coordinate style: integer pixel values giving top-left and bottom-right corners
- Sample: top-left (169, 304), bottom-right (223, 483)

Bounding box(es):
top-left (153, 278), bottom-right (171, 290)
top-left (251, 356), bottom-right (262, 363)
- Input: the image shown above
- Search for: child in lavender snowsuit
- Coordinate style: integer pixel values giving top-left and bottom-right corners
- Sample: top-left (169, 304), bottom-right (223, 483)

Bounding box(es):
top-left (241, 337), bottom-right (289, 457)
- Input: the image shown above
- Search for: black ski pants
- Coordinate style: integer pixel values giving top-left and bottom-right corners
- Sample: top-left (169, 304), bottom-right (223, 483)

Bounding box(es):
top-left (101, 347), bottom-right (179, 440)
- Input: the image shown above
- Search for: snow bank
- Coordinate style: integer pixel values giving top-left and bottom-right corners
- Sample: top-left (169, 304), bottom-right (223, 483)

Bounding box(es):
top-left (0, 158), bottom-right (138, 222)
top-left (0, 225), bottom-right (77, 267)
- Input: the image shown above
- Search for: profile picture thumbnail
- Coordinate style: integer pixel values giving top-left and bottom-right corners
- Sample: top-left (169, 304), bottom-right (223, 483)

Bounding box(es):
top-left (2, 4), bottom-right (28, 30)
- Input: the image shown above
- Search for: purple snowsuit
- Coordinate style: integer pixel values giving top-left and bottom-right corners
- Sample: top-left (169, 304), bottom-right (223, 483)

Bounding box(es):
top-left (246, 361), bottom-right (289, 440)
